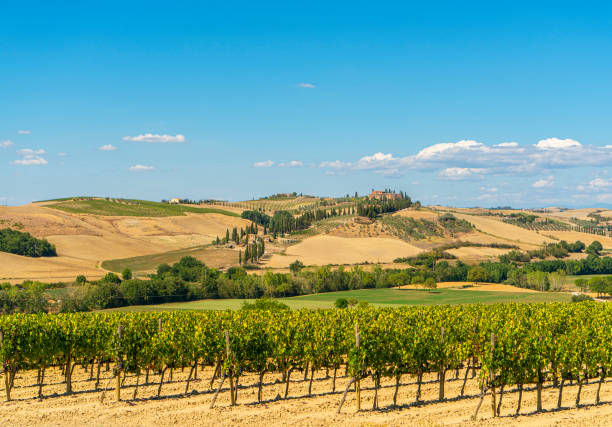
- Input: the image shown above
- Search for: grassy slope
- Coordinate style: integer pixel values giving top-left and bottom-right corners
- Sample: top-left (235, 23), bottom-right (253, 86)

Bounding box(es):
top-left (110, 287), bottom-right (572, 312)
top-left (101, 245), bottom-right (238, 272)
top-left (46, 198), bottom-right (239, 217)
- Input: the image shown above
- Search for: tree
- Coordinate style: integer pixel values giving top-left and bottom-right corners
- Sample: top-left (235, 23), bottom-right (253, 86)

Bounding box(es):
top-left (121, 268), bottom-right (133, 281)
top-left (586, 241), bottom-right (603, 256)
top-left (75, 275), bottom-right (87, 285)
top-left (100, 272), bottom-right (121, 284)
top-left (548, 270), bottom-right (566, 292)
top-left (289, 260), bottom-right (305, 275)
top-left (574, 278), bottom-right (588, 293)
top-left (238, 250), bottom-right (242, 265)
top-left (424, 277), bottom-right (437, 291)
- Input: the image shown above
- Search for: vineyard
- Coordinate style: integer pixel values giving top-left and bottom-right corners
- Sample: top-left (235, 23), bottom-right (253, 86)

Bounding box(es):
top-left (1, 304), bottom-right (611, 422)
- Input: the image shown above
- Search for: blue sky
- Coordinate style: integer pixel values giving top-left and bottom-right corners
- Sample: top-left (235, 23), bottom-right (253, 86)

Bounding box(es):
top-left (2, 1), bottom-right (612, 207)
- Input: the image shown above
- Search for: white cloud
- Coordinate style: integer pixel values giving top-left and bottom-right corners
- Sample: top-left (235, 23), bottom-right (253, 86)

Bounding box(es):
top-left (439, 167), bottom-right (487, 180)
top-left (416, 140), bottom-right (483, 160)
top-left (535, 137), bottom-right (581, 150)
top-left (11, 147), bottom-right (48, 165)
top-left (533, 176), bottom-right (555, 188)
top-left (597, 194), bottom-right (612, 203)
top-left (58, 152), bottom-right (67, 157)
top-left (318, 160), bottom-right (349, 169)
top-left (278, 160), bottom-right (303, 167)
top-left (317, 137), bottom-right (612, 177)
top-left (13, 155), bottom-right (47, 166)
top-left (99, 144), bottom-right (117, 151)
top-left (0, 140), bottom-right (14, 148)
top-left (18, 148), bottom-right (45, 155)
top-left (122, 133), bottom-right (186, 143)
top-left (129, 164), bottom-right (154, 171)
top-left (297, 83), bottom-right (315, 88)
top-left (605, 145), bottom-right (612, 149)
top-left (18, 130), bottom-right (30, 135)
top-left (253, 160), bottom-right (274, 168)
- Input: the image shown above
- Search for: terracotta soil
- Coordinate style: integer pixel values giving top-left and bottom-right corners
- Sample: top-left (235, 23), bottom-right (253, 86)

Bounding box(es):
top-left (2, 364), bottom-right (611, 426)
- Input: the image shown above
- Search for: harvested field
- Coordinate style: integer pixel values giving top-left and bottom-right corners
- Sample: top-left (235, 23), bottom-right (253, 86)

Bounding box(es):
top-left (1, 363), bottom-right (611, 426)
top-left (394, 208), bottom-right (439, 220)
top-left (266, 236), bottom-right (423, 268)
top-left (446, 246), bottom-right (511, 260)
top-left (541, 231), bottom-right (612, 249)
top-left (451, 213), bottom-right (556, 246)
top-left (0, 204), bottom-right (251, 281)
top-left (102, 246), bottom-right (239, 273)
top-left (0, 251), bottom-right (104, 283)
top-left (551, 208), bottom-right (603, 220)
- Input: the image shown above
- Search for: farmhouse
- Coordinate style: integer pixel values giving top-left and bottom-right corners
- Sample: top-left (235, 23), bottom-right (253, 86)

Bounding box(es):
top-left (368, 190), bottom-right (401, 201)
top-left (169, 198), bottom-right (181, 204)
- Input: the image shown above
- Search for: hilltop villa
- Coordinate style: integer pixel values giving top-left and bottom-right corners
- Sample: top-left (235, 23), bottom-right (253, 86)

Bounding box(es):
top-left (368, 190), bottom-right (401, 201)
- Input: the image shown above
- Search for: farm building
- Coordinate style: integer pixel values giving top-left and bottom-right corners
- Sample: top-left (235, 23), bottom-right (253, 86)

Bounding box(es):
top-left (169, 198), bottom-right (181, 204)
top-left (368, 190), bottom-right (402, 201)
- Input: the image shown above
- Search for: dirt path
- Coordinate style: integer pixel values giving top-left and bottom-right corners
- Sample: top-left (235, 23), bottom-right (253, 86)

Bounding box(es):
top-left (2, 365), bottom-right (611, 426)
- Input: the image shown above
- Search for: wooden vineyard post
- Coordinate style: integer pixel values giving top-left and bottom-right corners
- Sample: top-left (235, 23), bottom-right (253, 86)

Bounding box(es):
top-left (354, 323), bottom-right (360, 412)
top-left (490, 333), bottom-right (496, 418)
top-left (116, 324), bottom-right (122, 402)
top-left (439, 326), bottom-right (445, 401)
top-left (225, 330), bottom-right (236, 406)
top-left (1, 330), bottom-right (9, 402)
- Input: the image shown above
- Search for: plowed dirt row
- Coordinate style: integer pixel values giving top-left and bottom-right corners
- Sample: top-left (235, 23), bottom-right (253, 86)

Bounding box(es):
top-left (1, 365), bottom-right (611, 426)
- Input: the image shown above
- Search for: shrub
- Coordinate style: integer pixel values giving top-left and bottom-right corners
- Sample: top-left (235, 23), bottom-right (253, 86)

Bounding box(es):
top-left (241, 298), bottom-right (289, 311)
top-left (334, 297), bottom-right (349, 309)
top-left (571, 294), bottom-right (593, 303)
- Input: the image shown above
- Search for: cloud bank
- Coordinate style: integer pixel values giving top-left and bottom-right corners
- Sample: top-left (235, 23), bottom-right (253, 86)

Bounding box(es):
top-left (312, 138), bottom-right (612, 180)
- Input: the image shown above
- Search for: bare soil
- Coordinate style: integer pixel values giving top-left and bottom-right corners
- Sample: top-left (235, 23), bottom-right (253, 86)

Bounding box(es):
top-left (2, 363), bottom-right (611, 426)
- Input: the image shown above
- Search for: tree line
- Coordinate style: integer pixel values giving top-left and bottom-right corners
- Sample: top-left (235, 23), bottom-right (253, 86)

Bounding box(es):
top-left (0, 228), bottom-right (57, 257)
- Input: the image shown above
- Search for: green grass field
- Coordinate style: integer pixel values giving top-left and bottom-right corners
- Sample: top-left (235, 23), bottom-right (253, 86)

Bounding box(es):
top-left (101, 245), bottom-right (238, 273)
top-left (110, 287), bottom-right (572, 312)
top-left (45, 198), bottom-right (239, 217)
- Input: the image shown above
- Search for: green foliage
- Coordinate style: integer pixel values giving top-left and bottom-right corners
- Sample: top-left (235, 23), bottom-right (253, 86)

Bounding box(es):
top-left (0, 282), bottom-right (49, 314)
top-left (571, 294), bottom-right (593, 303)
top-left (1, 303), bottom-right (610, 407)
top-left (424, 277), bottom-right (437, 290)
top-left (586, 240), bottom-right (603, 256)
top-left (0, 228), bottom-right (57, 257)
top-left (241, 210), bottom-right (271, 226)
top-left (121, 268), bottom-right (133, 281)
top-left (334, 297), bottom-right (349, 309)
top-left (75, 275), bottom-right (87, 285)
top-left (240, 298), bottom-right (289, 311)
top-left (289, 260), bottom-right (305, 274)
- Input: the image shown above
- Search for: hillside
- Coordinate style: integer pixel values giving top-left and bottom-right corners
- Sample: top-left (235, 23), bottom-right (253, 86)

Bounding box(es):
top-left (0, 199), bottom-right (250, 282)
top-left (2, 196), bottom-right (612, 282)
